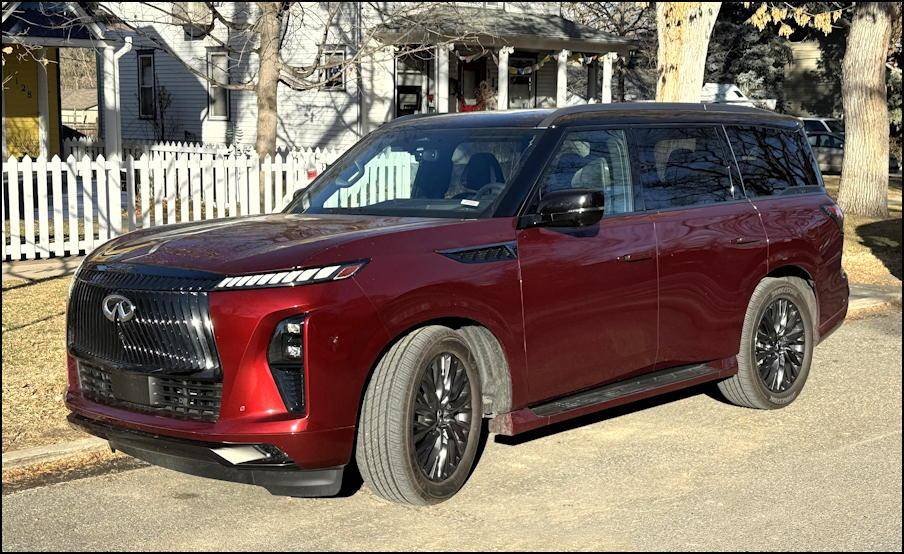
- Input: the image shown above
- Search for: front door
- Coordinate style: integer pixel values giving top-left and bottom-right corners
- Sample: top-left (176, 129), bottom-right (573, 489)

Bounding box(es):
top-left (518, 128), bottom-right (658, 402)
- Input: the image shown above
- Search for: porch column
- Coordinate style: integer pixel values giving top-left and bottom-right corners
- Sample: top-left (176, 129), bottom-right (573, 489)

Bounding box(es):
top-left (361, 44), bottom-right (395, 131)
top-left (436, 43), bottom-right (451, 114)
top-left (101, 45), bottom-right (122, 160)
top-left (587, 58), bottom-right (599, 102)
top-left (496, 46), bottom-right (513, 110)
top-left (556, 49), bottom-right (570, 107)
top-left (36, 48), bottom-right (51, 158)
top-left (602, 52), bottom-right (615, 104)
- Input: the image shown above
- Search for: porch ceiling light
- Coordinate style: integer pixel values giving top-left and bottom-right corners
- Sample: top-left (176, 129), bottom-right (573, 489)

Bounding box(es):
top-left (215, 261), bottom-right (367, 291)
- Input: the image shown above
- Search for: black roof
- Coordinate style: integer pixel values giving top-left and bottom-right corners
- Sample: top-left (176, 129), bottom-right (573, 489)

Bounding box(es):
top-left (386, 103), bottom-right (802, 131)
top-left (377, 5), bottom-right (633, 54)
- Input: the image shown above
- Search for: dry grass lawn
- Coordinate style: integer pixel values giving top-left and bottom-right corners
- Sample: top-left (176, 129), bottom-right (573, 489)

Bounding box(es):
top-left (2, 275), bottom-right (82, 452)
top-left (824, 175), bottom-right (902, 286)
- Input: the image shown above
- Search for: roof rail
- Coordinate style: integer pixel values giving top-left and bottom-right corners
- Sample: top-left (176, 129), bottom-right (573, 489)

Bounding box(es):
top-left (538, 102), bottom-right (771, 127)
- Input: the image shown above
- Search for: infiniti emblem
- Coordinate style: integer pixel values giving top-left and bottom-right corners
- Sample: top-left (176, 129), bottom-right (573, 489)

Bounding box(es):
top-left (102, 294), bottom-right (136, 323)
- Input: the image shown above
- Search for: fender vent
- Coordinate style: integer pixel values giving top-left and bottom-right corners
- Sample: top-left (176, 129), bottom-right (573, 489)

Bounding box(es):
top-left (439, 242), bottom-right (517, 264)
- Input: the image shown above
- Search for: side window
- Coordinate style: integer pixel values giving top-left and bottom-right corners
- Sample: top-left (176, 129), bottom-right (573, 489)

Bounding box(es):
top-left (207, 52), bottom-right (230, 120)
top-left (632, 127), bottom-right (735, 210)
top-left (137, 51), bottom-right (156, 119)
top-left (539, 129), bottom-right (635, 215)
top-left (726, 126), bottom-right (820, 197)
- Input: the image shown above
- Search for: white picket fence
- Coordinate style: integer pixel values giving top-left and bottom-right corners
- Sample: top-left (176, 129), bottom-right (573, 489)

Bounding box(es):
top-left (2, 147), bottom-right (344, 262)
top-left (63, 137), bottom-right (258, 160)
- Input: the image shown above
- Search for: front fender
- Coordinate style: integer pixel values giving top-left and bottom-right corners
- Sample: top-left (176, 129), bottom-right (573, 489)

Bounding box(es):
top-left (356, 254), bottom-right (529, 410)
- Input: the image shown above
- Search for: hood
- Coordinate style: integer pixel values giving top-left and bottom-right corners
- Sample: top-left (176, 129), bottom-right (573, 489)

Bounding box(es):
top-left (89, 213), bottom-right (448, 275)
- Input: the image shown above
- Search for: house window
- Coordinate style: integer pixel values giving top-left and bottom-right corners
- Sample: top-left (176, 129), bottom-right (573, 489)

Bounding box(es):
top-left (321, 49), bottom-right (346, 91)
top-left (137, 51), bottom-right (156, 119)
top-left (207, 52), bottom-right (230, 120)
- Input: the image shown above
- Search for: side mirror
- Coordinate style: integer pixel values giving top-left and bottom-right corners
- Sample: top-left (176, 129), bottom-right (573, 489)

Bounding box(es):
top-left (533, 189), bottom-right (605, 228)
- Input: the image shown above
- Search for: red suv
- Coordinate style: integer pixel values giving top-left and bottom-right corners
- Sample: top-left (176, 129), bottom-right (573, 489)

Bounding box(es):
top-left (67, 104), bottom-right (848, 505)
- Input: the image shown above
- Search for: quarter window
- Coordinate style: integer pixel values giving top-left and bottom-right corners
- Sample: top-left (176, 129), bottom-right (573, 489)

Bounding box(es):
top-left (137, 51), bottom-right (156, 119)
top-left (539, 129), bottom-right (635, 215)
top-left (633, 127), bottom-right (736, 210)
top-left (726, 126), bottom-right (820, 197)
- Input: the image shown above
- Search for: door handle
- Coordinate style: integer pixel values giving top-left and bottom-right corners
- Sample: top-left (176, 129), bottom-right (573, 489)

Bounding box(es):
top-left (617, 251), bottom-right (654, 263)
top-left (730, 236), bottom-right (762, 245)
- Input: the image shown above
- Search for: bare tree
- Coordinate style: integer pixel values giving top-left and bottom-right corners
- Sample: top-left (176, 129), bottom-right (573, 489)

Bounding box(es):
top-left (58, 48), bottom-right (97, 90)
top-left (560, 2), bottom-right (656, 102)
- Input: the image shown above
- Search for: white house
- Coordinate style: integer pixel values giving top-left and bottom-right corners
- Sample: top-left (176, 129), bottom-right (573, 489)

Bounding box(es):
top-left (103, 2), bottom-right (633, 151)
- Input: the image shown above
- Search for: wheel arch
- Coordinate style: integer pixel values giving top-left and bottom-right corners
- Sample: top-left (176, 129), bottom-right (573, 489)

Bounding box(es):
top-left (765, 264), bottom-right (818, 316)
top-left (357, 316), bottom-right (516, 425)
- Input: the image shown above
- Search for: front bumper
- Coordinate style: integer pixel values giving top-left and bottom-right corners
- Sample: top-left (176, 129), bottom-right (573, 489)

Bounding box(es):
top-left (69, 414), bottom-right (344, 497)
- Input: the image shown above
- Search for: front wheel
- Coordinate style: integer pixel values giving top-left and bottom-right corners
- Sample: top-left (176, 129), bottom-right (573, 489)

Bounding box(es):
top-left (356, 326), bottom-right (483, 505)
top-left (718, 277), bottom-right (817, 409)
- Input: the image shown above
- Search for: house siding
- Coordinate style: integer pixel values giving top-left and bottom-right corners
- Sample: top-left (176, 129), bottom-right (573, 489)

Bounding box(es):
top-left (107, 2), bottom-right (576, 149)
top-left (109, 2), bottom-right (362, 150)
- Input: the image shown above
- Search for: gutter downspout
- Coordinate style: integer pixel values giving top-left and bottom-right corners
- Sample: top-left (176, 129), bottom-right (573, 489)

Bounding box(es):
top-left (356, 1), bottom-right (364, 139)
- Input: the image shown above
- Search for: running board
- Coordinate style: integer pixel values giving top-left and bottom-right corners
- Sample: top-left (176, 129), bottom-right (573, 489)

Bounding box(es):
top-left (489, 360), bottom-right (736, 436)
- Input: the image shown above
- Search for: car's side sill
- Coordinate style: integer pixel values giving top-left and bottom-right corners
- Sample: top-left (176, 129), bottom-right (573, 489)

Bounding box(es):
top-left (489, 360), bottom-right (737, 436)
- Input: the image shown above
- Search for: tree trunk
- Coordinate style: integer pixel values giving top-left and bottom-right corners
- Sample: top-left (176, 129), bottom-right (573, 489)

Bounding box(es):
top-left (837, 2), bottom-right (895, 218)
top-left (655, 2), bottom-right (721, 102)
top-left (255, 2), bottom-right (281, 159)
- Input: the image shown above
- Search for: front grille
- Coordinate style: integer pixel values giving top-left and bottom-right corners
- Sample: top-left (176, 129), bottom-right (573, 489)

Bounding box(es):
top-left (67, 267), bottom-right (221, 374)
top-left (79, 362), bottom-right (222, 422)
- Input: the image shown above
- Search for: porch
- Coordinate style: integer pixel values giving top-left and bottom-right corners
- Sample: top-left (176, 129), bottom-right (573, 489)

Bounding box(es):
top-left (373, 5), bottom-right (634, 123)
top-left (1, 2), bottom-right (130, 160)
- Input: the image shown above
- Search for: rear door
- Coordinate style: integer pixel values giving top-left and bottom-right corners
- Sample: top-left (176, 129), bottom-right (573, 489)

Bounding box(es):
top-left (631, 126), bottom-right (768, 368)
top-left (517, 128), bottom-right (658, 401)
top-left (726, 125), bottom-right (848, 328)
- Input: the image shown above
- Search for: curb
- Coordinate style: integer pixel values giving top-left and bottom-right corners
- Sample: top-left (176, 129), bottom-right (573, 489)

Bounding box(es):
top-left (2, 437), bottom-right (108, 470)
top-left (847, 285), bottom-right (902, 316)
top-left (847, 297), bottom-right (897, 315)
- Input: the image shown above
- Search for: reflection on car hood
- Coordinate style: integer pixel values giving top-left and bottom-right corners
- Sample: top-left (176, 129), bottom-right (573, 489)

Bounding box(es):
top-left (88, 213), bottom-right (447, 274)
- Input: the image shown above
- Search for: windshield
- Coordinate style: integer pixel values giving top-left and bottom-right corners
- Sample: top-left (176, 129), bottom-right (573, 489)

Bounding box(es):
top-left (826, 120), bottom-right (845, 134)
top-left (285, 128), bottom-right (539, 218)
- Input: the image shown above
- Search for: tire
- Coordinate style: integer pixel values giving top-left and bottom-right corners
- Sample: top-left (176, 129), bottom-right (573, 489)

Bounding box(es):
top-left (718, 276), bottom-right (817, 409)
top-left (356, 325), bottom-right (483, 505)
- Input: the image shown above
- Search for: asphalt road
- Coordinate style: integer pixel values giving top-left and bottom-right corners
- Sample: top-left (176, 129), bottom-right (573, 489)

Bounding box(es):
top-left (3, 311), bottom-right (902, 551)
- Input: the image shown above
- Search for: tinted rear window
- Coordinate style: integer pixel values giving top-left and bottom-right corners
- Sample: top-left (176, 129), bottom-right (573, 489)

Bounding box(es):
top-left (726, 126), bottom-right (820, 197)
top-left (633, 127), bottom-right (736, 210)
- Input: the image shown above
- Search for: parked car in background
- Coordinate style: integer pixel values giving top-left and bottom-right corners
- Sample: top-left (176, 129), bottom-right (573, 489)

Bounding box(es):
top-left (802, 117), bottom-right (845, 136)
top-left (66, 104), bottom-right (849, 506)
top-left (700, 83), bottom-right (777, 110)
top-left (807, 131), bottom-right (901, 174)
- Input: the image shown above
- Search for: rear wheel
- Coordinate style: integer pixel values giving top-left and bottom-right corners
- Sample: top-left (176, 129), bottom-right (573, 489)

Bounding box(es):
top-left (718, 277), bottom-right (816, 409)
top-left (356, 326), bottom-right (483, 505)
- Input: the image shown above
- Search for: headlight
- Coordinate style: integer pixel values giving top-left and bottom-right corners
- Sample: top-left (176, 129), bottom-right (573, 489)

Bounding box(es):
top-left (215, 261), bottom-right (367, 291)
top-left (268, 316), bottom-right (305, 414)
